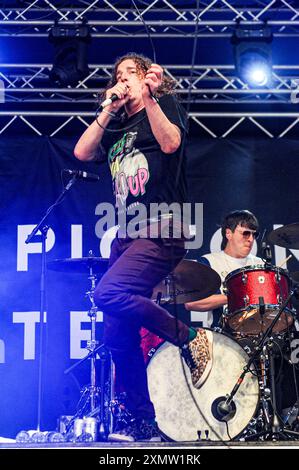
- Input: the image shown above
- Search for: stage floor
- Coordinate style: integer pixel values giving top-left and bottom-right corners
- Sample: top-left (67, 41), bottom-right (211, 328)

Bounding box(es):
top-left (1, 440), bottom-right (299, 448)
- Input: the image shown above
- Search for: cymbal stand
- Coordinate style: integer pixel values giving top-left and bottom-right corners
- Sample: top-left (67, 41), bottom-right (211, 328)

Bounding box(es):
top-left (64, 260), bottom-right (113, 440)
top-left (85, 264), bottom-right (99, 414)
top-left (154, 274), bottom-right (172, 304)
top-left (87, 344), bottom-right (114, 438)
top-left (268, 342), bottom-right (281, 435)
top-left (259, 352), bottom-right (271, 430)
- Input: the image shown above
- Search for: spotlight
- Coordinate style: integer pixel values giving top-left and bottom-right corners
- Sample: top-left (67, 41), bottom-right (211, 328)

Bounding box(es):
top-left (231, 23), bottom-right (273, 87)
top-left (48, 22), bottom-right (91, 87)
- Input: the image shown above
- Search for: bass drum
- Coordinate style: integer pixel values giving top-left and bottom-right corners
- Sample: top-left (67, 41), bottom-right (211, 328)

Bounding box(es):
top-left (147, 329), bottom-right (259, 442)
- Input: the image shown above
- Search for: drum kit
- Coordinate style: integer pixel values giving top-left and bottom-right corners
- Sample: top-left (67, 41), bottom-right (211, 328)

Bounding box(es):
top-left (48, 224), bottom-right (299, 443)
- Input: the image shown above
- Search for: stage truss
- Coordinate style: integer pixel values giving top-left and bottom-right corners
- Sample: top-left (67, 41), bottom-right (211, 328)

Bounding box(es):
top-left (1, 0), bottom-right (299, 137)
top-left (2, 0), bottom-right (299, 37)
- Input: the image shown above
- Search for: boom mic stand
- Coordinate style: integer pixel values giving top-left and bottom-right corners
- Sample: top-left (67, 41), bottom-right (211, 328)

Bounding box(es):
top-left (25, 174), bottom-right (79, 432)
top-left (214, 285), bottom-right (299, 441)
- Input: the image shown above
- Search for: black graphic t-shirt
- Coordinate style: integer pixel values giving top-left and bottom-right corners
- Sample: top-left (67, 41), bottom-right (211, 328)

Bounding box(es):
top-left (101, 94), bottom-right (188, 216)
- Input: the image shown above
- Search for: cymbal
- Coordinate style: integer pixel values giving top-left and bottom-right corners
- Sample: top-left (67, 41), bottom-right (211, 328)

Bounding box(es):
top-left (267, 223), bottom-right (299, 249)
top-left (290, 272), bottom-right (299, 284)
top-left (47, 257), bottom-right (109, 274)
top-left (151, 259), bottom-right (221, 305)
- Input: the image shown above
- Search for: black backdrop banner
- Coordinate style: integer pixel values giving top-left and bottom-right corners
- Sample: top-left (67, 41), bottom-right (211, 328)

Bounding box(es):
top-left (0, 136), bottom-right (299, 438)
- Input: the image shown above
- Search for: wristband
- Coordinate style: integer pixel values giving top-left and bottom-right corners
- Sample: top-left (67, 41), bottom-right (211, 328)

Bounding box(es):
top-left (101, 109), bottom-right (116, 118)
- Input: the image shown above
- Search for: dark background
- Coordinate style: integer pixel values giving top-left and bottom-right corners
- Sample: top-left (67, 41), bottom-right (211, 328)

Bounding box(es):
top-left (1, 135), bottom-right (299, 437)
top-left (1, 0), bottom-right (299, 439)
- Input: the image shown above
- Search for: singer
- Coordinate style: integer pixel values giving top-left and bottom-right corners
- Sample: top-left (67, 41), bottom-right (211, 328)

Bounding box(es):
top-left (74, 53), bottom-right (213, 442)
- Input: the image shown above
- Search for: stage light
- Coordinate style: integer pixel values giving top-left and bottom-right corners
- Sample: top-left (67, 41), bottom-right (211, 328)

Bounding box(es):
top-left (239, 54), bottom-right (272, 87)
top-left (232, 23), bottom-right (273, 87)
top-left (48, 22), bottom-right (91, 87)
top-left (247, 65), bottom-right (269, 87)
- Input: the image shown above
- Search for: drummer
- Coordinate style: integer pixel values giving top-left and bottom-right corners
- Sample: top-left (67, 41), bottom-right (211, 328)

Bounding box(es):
top-left (185, 210), bottom-right (263, 328)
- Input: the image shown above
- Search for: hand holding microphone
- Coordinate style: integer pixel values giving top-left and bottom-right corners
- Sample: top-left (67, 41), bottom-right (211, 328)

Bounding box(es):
top-left (100, 83), bottom-right (128, 110)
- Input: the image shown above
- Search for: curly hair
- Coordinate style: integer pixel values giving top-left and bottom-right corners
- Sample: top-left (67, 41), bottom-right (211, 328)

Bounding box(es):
top-left (99, 52), bottom-right (177, 101)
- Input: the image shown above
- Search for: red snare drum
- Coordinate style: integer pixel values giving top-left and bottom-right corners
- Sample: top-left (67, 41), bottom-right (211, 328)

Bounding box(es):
top-left (224, 265), bottom-right (293, 335)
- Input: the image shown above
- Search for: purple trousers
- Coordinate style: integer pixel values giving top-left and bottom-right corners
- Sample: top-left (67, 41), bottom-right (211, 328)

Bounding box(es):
top-left (94, 235), bottom-right (190, 419)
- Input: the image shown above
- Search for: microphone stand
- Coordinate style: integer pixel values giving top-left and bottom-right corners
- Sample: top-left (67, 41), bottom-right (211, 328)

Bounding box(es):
top-left (25, 175), bottom-right (78, 432)
top-left (217, 286), bottom-right (299, 441)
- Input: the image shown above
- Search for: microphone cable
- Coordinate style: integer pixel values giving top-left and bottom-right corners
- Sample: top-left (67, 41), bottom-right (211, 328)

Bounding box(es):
top-left (171, 0), bottom-right (232, 445)
top-left (130, 0), bottom-right (232, 446)
top-left (95, 0), bottom-right (157, 134)
top-left (131, 0), bottom-right (157, 63)
top-left (93, 1), bottom-right (232, 445)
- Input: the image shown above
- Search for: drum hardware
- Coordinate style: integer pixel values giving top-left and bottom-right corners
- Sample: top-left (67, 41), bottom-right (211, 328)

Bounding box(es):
top-left (49, 252), bottom-right (113, 441)
top-left (259, 296), bottom-right (265, 318)
top-left (218, 287), bottom-right (299, 441)
top-left (86, 260), bottom-right (100, 415)
top-left (86, 344), bottom-right (115, 439)
top-left (109, 395), bottom-right (134, 431)
top-left (213, 326), bottom-right (223, 334)
top-left (260, 230), bottom-right (272, 266)
top-left (197, 430), bottom-right (210, 441)
top-left (243, 295), bottom-right (249, 307)
top-left (283, 399), bottom-right (299, 426)
top-left (259, 353), bottom-right (269, 403)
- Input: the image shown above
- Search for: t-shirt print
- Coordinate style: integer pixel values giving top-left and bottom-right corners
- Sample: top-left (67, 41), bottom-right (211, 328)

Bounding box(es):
top-left (108, 131), bottom-right (149, 207)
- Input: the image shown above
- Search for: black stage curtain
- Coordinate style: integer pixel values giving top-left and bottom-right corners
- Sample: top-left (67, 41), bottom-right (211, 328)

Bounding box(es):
top-left (0, 136), bottom-right (299, 437)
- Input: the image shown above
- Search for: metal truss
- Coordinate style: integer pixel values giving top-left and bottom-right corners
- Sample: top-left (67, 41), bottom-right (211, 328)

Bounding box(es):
top-left (1, 1), bottom-right (299, 137)
top-left (1, 62), bottom-right (299, 137)
top-left (1, 63), bottom-right (299, 105)
top-left (1, 0), bottom-right (299, 37)
top-left (2, 109), bottom-right (299, 139)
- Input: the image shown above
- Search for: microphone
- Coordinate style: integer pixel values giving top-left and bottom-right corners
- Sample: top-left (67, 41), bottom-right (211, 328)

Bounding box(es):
top-left (262, 240), bottom-right (272, 266)
top-left (100, 85), bottom-right (155, 109)
top-left (259, 296), bottom-right (265, 317)
top-left (64, 169), bottom-right (100, 182)
top-left (211, 396), bottom-right (237, 422)
top-left (100, 94), bottom-right (119, 109)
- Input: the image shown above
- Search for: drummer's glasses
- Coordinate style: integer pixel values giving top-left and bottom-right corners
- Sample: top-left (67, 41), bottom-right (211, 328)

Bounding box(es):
top-left (235, 228), bottom-right (259, 239)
